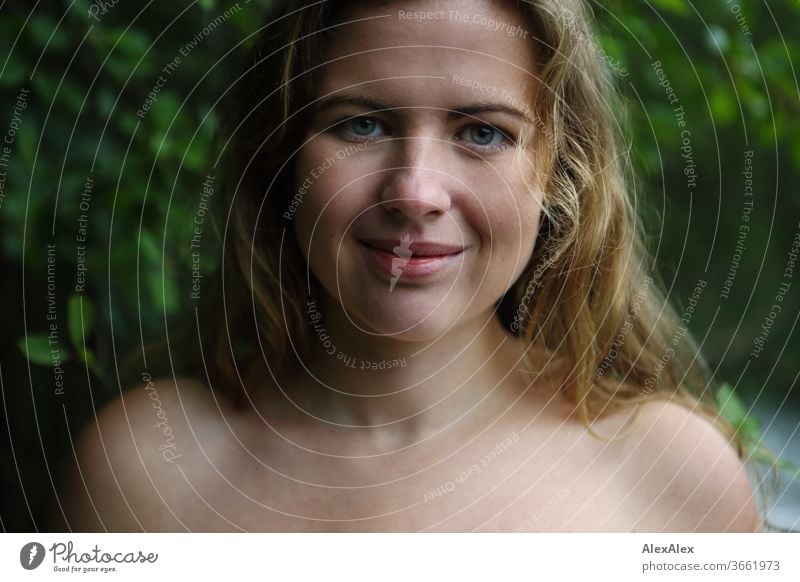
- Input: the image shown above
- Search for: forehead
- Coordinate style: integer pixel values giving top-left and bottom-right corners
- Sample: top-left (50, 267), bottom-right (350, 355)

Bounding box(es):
top-left (314, 0), bottom-right (538, 108)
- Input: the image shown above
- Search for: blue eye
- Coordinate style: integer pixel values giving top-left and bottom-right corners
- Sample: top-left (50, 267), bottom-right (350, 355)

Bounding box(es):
top-left (338, 116), bottom-right (385, 140)
top-left (459, 124), bottom-right (510, 149)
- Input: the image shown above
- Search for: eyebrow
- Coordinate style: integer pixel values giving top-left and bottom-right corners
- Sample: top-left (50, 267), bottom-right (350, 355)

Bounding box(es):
top-left (313, 95), bottom-right (533, 124)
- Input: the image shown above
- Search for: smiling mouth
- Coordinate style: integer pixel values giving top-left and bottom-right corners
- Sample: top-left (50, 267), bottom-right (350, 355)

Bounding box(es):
top-left (358, 239), bottom-right (465, 284)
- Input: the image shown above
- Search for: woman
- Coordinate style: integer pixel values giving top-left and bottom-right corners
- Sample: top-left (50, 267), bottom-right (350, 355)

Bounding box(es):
top-left (58, 0), bottom-right (761, 532)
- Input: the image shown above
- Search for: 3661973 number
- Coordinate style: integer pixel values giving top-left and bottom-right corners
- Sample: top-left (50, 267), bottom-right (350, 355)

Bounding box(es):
top-left (730, 560), bottom-right (780, 571)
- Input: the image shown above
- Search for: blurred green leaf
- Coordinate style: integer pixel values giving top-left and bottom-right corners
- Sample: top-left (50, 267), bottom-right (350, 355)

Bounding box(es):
top-left (28, 17), bottom-right (69, 52)
top-left (709, 87), bottom-right (735, 124)
top-left (716, 383), bottom-right (749, 430)
top-left (0, 34), bottom-right (28, 86)
top-left (140, 230), bottom-right (162, 264)
top-left (17, 334), bottom-right (63, 366)
top-left (147, 269), bottom-right (179, 314)
top-left (76, 346), bottom-right (104, 380)
top-left (116, 29), bottom-right (151, 58)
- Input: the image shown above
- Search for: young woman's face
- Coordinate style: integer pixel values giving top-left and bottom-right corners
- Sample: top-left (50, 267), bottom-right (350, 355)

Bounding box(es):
top-left (293, 0), bottom-right (542, 339)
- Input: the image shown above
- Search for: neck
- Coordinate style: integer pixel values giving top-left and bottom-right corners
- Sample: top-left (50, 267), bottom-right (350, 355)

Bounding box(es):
top-left (273, 291), bottom-right (533, 443)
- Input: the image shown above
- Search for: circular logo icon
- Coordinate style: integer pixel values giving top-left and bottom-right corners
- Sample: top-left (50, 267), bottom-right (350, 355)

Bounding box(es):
top-left (20, 542), bottom-right (46, 570)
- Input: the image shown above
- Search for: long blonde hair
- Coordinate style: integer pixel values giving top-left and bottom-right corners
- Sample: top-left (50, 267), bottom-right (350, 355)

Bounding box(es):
top-left (206, 0), bottom-right (741, 453)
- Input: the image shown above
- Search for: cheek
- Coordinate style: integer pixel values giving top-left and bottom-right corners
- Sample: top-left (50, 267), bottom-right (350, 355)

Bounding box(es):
top-left (473, 179), bottom-right (542, 289)
top-left (292, 144), bottom-right (371, 262)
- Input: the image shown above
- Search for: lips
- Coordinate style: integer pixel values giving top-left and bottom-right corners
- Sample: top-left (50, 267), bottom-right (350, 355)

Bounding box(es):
top-left (358, 238), bottom-right (465, 283)
top-left (360, 239), bottom-right (464, 258)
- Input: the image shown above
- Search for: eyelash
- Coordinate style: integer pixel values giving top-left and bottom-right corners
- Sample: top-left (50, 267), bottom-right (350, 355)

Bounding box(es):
top-left (333, 115), bottom-right (516, 153)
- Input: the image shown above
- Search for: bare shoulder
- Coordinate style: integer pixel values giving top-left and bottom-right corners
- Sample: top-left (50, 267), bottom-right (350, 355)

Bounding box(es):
top-left (54, 376), bottom-right (235, 532)
top-left (613, 398), bottom-right (761, 532)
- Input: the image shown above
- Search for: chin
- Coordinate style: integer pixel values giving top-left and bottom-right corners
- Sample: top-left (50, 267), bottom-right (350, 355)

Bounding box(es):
top-left (344, 294), bottom-right (465, 341)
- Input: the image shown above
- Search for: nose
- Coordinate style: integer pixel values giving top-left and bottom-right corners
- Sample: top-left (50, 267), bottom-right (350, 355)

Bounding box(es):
top-left (379, 137), bottom-right (452, 220)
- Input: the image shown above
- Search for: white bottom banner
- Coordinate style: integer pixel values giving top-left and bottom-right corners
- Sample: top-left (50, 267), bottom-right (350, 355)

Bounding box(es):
top-left (2, 533), bottom-right (797, 581)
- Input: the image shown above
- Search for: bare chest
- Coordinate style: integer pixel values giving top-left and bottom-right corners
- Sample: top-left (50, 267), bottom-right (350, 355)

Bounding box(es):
top-left (175, 420), bottom-right (649, 532)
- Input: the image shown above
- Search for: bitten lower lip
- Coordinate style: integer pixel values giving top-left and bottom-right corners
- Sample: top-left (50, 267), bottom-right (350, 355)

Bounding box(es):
top-left (359, 241), bottom-right (464, 281)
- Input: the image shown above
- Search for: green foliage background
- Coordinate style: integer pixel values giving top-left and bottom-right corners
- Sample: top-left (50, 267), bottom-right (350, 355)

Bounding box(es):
top-left (0, 0), bottom-right (797, 530)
